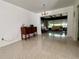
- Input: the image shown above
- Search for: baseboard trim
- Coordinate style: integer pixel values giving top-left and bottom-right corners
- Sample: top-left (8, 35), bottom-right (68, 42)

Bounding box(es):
top-left (0, 39), bottom-right (21, 48)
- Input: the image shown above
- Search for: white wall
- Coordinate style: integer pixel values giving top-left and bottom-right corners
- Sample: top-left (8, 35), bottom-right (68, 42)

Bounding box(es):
top-left (0, 0), bottom-right (37, 42)
top-left (37, 6), bottom-right (77, 40)
top-left (34, 15), bottom-right (42, 35)
top-left (73, 0), bottom-right (79, 41)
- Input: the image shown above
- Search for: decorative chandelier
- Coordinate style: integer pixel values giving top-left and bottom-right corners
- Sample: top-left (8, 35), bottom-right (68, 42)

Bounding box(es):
top-left (41, 3), bottom-right (48, 16)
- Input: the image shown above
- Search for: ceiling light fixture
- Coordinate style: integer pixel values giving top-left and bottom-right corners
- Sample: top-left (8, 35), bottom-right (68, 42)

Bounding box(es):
top-left (41, 3), bottom-right (48, 16)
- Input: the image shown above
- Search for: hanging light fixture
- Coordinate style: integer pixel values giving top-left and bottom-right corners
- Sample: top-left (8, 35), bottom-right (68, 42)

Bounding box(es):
top-left (41, 3), bottom-right (48, 16)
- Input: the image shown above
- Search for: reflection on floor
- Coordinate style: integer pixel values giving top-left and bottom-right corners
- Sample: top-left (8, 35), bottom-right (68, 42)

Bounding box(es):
top-left (43, 31), bottom-right (67, 38)
top-left (0, 35), bottom-right (79, 59)
top-left (49, 31), bottom-right (66, 37)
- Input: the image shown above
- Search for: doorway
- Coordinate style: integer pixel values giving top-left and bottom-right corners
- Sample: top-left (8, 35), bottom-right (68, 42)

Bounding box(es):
top-left (41, 13), bottom-right (68, 38)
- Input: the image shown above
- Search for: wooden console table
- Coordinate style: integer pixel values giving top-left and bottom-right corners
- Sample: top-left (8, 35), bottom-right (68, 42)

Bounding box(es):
top-left (21, 26), bottom-right (37, 40)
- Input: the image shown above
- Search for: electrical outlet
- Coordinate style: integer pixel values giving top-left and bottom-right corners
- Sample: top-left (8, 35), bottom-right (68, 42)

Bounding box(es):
top-left (1, 38), bottom-right (4, 40)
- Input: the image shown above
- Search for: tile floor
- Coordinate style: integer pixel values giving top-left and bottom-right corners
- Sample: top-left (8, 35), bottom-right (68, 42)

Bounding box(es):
top-left (0, 35), bottom-right (79, 59)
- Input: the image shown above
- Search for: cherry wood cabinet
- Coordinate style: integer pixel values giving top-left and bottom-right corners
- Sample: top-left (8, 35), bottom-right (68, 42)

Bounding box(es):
top-left (21, 26), bottom-right (37, 40)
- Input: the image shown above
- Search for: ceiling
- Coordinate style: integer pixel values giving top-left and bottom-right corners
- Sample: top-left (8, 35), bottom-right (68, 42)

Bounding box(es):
top-left (4, 0), bottom-right (75, 13)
